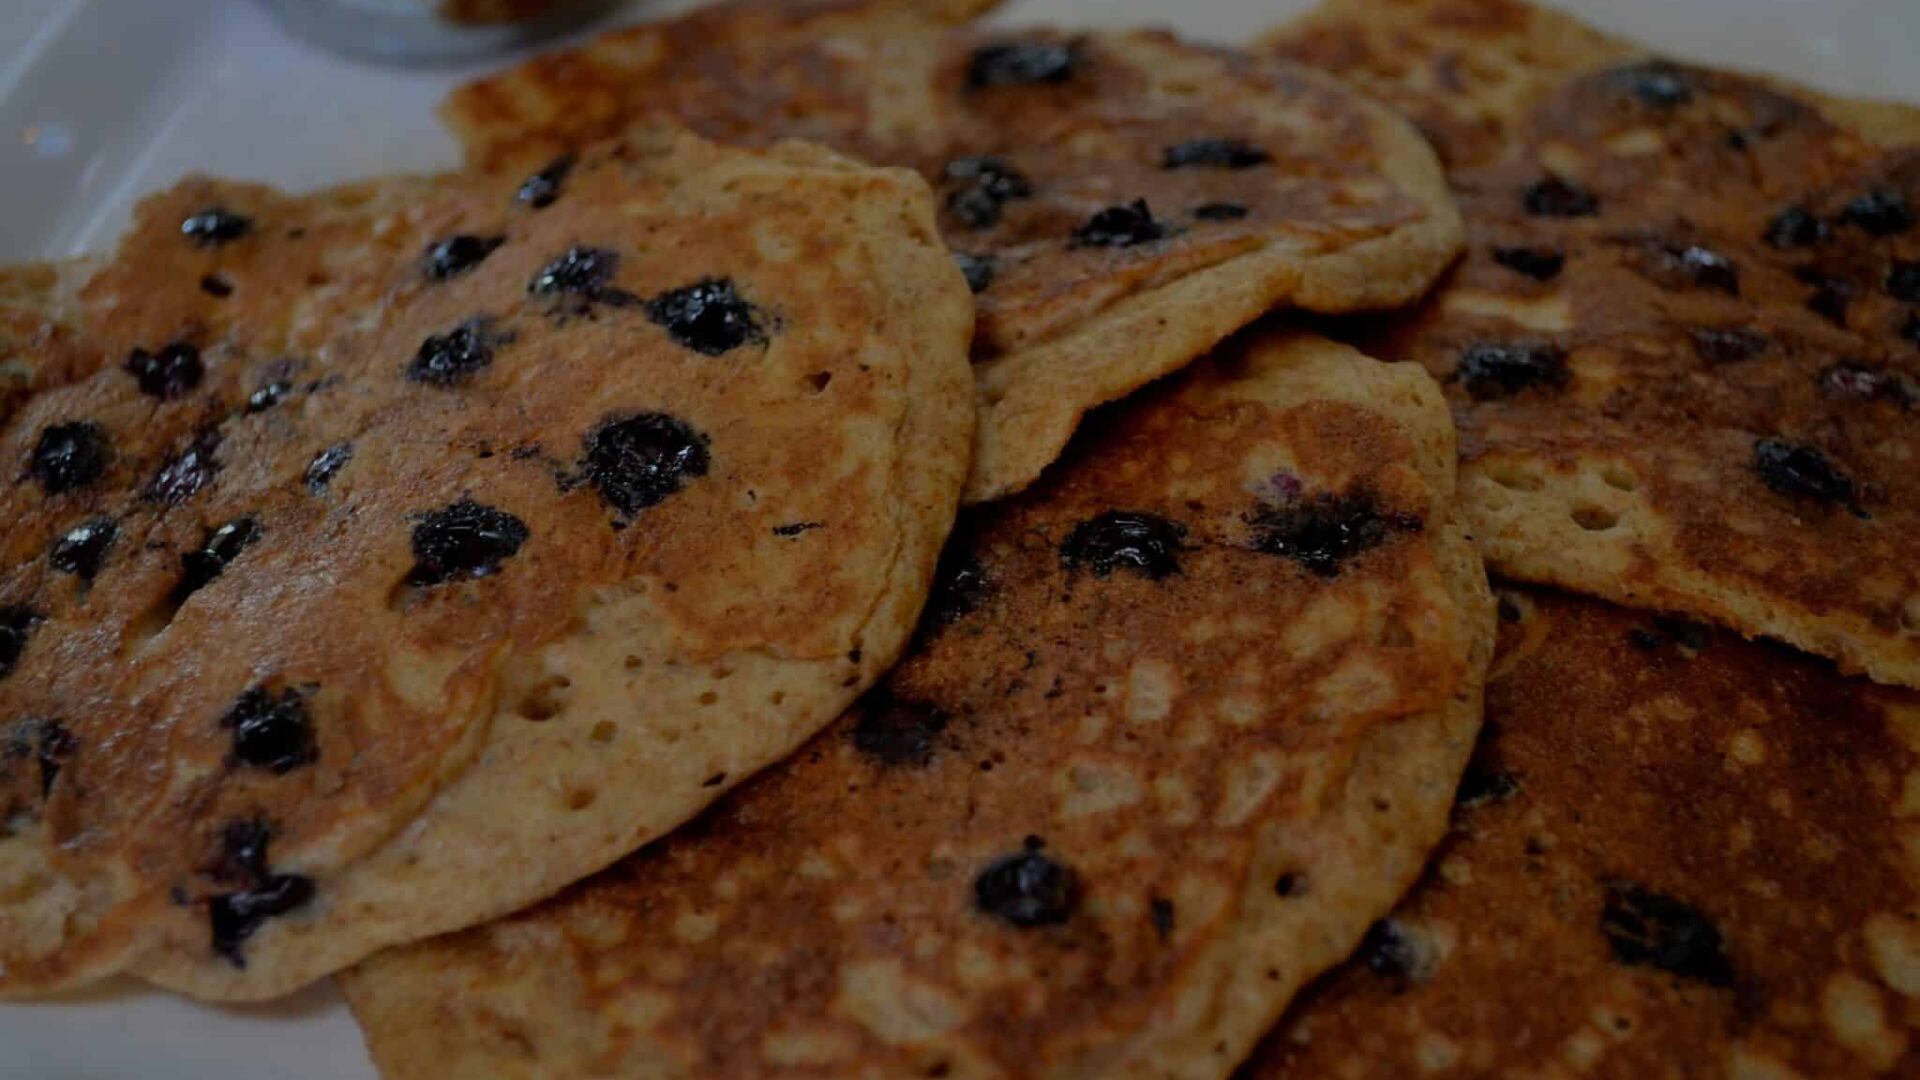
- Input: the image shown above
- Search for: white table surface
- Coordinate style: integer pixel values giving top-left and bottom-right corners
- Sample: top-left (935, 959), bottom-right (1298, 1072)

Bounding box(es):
top-left (0, 0), bottom-right (1916, 1077)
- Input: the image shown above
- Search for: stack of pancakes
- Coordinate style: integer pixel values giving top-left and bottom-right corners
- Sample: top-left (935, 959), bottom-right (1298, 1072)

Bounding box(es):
top-left (1, 1), bottom-right (1913, 1076)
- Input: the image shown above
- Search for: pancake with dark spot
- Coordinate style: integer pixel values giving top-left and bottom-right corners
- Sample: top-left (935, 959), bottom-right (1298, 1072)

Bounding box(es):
top-left (0, 128), bottom-right (973, 1000)
top-left (1247, 586), bottom-right (1920, 1078)
top-left (1266, 0), bottom-right (1920, 687)
top-left (442, 0), bottom-right (1461, 502)
top-left (343, 331), bottom-right (1494, 1080)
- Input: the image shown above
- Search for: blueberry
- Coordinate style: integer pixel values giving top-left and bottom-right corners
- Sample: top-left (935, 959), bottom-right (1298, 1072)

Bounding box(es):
top-left (1819, 362), bottom-right (1912, 405)
top-left (1247, 489), bottom-right (1420, 576)
top-left (953, 252), bottom-right (996, 294)
top-left (1838, 187), bottom-right (1913, 236)
top-left (1886, 260), bottom-right (1920, 301)
top-left (0, 607), bottom-right (44, 683)
top-left (1070, 200), bottom-right (1167, 248)
top-left (943, 156), bottom-right (1033, 230)
top-left (1455, 342), bottom-right (1568, 399)
top-left (1358, 919), bottom-right (1423, 984)
top-left (406, 318), bottom-right (497, 385)
top-left (181, 207), bottom-right (253, 247)
top-left (1663, 245), bottom-right (1739, 293)
top-left (219, 686), bottom-right (316, 774)
top-left (1059, 511), bottom-right (1184, 579)
top-left (407, 499), bottom-right (529, 586)
top-left (1523, 175), bottom-right (1598, 217)
top-left (1752, 438), bottom-right (1855, 506)
top-left (1492, 246), bottom-right (1565, 281)
top-left (1653, 615), bottom-right (1713, 652)
top-left (423, 234), bottom-right (505, 281)
top-left (645, 279), bottom-right (767, 356)
top-left (1191, 202), bottom-right (1249, 222)
top-left (578, 412), bottom-right (710, 517)
top-left (1454, 760), bottom-right (1519, 808)
top-left (172, 517), bottom-right (261, 605)
top-left (1161, 138), bottom-right (1271, 170)
top-left (516, 154), bottom-right (573, 209)
top-left (144, 429), bottom-right (221, 505)
top-left (974, 841), bottom-right (1076, 927)
top-left (528, 246), bottom-right (627, 301)
top-left (1763, 205), bottom-right (1827, 249)
top-left (49, 518), bottom-right (117, 581)
top-left (124, 342), bottom-right (205, 400)
top-left (1150, 898), bottom-right (1175, 939)
top-left (214, 818), bottom-right (273, 885)
top-left (29, 421), bottom-right (109, 494)
top-left (209, 874), bottom-right (314, 966)
top-left (921, 542), bottom-right (989, 630)
top-left (1689, 327), bottom-right (1767, 364)
top-left (245, 380), bottom-right (294, 413)
top-left (304, 443), bottom-right (353, 493)
top-left (966, 41), bottom-right (1079, 89)
top-left (1797, 269), bottom-right (1856, 325)
top-left (1607, 60), bottom-right (1693, 108)
top-left (850, 692), bottom-right (949, 768)
top-left (200, 274), bottom-right (233, 298)
top-left (1600, 881), bottom-right (1733, 986)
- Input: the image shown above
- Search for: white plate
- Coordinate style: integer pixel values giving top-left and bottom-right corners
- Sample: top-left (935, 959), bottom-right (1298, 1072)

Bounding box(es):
top-left (1, 0), bottom-right (1916, 1076)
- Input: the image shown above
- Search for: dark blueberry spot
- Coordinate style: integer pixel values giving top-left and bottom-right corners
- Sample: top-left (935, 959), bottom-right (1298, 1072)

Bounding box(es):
top-left (1819, 362), bottom-right (1914, 406)
top-left (1689, 327), bottom-right (1768, 364)
top-left (1906, 311), bottom-right (1920, 347)
top-left (1456, 342), bottom-right (1567, 399)
top-left (1492, 246), bottom-right (1564, 281)
top-left (923, 543), bottom-right (989, 629)
top-left (645, 278), bottom-right (768, 356)
top-left (1607, 60), bottom-right (1693, 108)
top-left (1150, 897), bottom-right (1175, 940)
top-left (199, 274), bottom-right (233, 298)
top-left (246, 379), bottom-right (294, 413)
top-left (1838, 187), bottom-right (1913, 236)
top-left (528, 245), bottom-right (625, 300)
top-left (1191, 202), bottom-right (1249, 222)
top-left (305, 443), bottom-right (353, 493)
top-left (516, 154), bottom-right (573, 209)
top-left (1455, 760), bottom-right (1519, 809)
top-left (1763, 205), bottom-right (1827, 249)
top-left (407, 499), bottom-right (529, 587)
top-left (772, 521), bottom-right (821, 537)
top-left (209, 874), bottom-right (314, 966)
top-left (124, 342), bottom-right (205, 400)
top-left (1248, 489), bottom-right (1420, 577)
top-left (943, 156), bottom-right (1033, 230)
top-left (144, 429), bottom-right (221, 505)
top-left (1060, 511), bottom-right (1185, 580)
top-left (1797, 270), bottom-right (1855, 325)
top-left (1161, 138), bottom-right (1271, 170)
top-left (1523, 175), bottom-right (1598, 217)
top-left (172, 517), bottom-right (261, 605)
top-left (29, 421), bottom-right (109, 495)
top-left (181, 207), bottom-right (253, 247)
top-left (1886, 261), bottom-right (1920, 302)
top-left (1652, 615), bottom-right (1712, 652)
top-left (953, 252), bottom-right (996, 294)
top-left (215, 818), bottom-right (272, 885)
top-left (1358, 919), bottom-right (1422, 985)
top-left (219, 686), bottom-right (317, 774)
top-left (966, 40), bottom-right (1079, 89)
top-left (424, 234), bottom-right (505, 281)
top-left (1600, 881), bottom-right (1733, 986)
top-left (1628, 628), bottom-right (1665, 650)
top-left (975, 845), bottom-right (1076, 927)
top-left (578, 412), bottom-right (710, 517)
top-left (1274, 873), bottom-right (1301, 897)
top-left (406, 318), bottom-right (497, 385)
top-left (1662, 245), bottom-right (1739, 293)
top-left (49, 518), bottom-right (117, 581)
top-left (0, 607), bottom-right (44, 683)
top-left (850, 692), bottom-right (949, 768)
top-left (1070, 200), bottom-right (1168, 248)
top-left (1496, 595), bottom-right (1524, 622)
top-left (1752, 438), bottom-right (1854, 507)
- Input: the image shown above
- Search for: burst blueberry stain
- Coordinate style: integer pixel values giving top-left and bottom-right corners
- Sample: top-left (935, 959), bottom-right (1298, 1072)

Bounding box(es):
top-left (1060, 511), bottom-right (1185, 579)
top-left (1838, 187), bottom-right (1913, 236)
top-left (407, 500), bottom-right (529, 587)
top-left (305, 443), bottom-right (353, 493)
top-left (172, 517), bottom-right (260, 605)
top-left (943, 156), bottom-right (1033, 230)
top-left (49, 518), bottom-right (117, 581)
top-left (1248, 489), bottom-right (1419, 576)
top-left (29, 421), bottom-right (109, 494)
top-left (1689, 327), bottom-right (1767, 364)
top-left (124, 342), bottom-right (205, 399)
top-left (1192, 202), bottom-right (1249, 222)
top-left (423, 234), bottom-right (505, 281)
top-left (1608, 60), bottom-right (1693, 108)
top-left (577, 412), bottom-right (710, 517)
top-left (220, 686), bottom-right (317, 774)
top-left (0, 607), bottom-right (44, 682)
top-left (1600, 881), bottom-right (1733, 986)
top-left (975, 841), bottom-right (1076, 927)
top-left (1071, 200), bottom-right (1168, 248)
top-left (1456, 342), bottom-right (1568, 399)
top-left (850, 692), bottom-right (949, 768)
top-left (1523, 175), bottom-right (1598, 217)
top-left (645, 278), bottom-right (767, 356)
top-left (1161, 138), bottom-right (1271, 169)
top-left (181, 207), bottom-right (253, 246)
top-left (210, 874), bottom-right (314, 967)
top-left (407, 318), bottom-right (497, 385)
top-left (1763, 205), bottom-right (1827, 249)
top-left (516, 154), bottom-right (573, 208)
top-left (953, 252), bottom-right (996, 293)
top-left (214, 818), bottom-right (272, 884)
top-left (145, 429), bottom-right (221, 505)
top-left (966, 41), bottom-right (1079, 89)
top-left (1752, 438), bottom-right (1855, 507)
top-left (1492, 246), bottom-right (1564, 281)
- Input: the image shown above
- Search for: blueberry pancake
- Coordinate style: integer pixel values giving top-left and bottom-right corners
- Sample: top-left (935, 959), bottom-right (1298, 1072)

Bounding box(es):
top-left (1249, 586), bottom-right (1920, 1079)
top-left (343, 331), bottom-right (1493, 1080)
top-left (0, 127), bottom-right (974, 999)
top-left (1267, 0), bottom-right (1920, 687)
top-left (0, 259), bottom-right (95, 427)
top-left (442, 0), bottom-right (1462, 502)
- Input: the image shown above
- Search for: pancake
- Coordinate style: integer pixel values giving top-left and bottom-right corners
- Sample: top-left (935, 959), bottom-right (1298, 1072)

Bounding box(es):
top-left (0, 259), bottom-right (97, 428)
top-left (443, 0), bottom-right (1462, 502)
top-left (1266, 0), bottom-right (1920, 687)
top-left (343, 330), bottom-right (1494, 1080)
top-left (1248, 585), bottom-right (1920, 1078)
top-left (0, 127), bottom-right (974, 999)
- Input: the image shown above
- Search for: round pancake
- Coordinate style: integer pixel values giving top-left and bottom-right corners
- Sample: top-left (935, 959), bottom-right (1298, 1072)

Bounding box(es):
top-left (1267, 0), bottom-right (1920, 687)
top-left (1249, 585), bottom-right (1920, 1078)
top-left (342, 330), bottom-right (1494, 1080)
top-left (0, 127), bottom-right (974, 999)
top-left (442, 0), bottom-right (1462, 502)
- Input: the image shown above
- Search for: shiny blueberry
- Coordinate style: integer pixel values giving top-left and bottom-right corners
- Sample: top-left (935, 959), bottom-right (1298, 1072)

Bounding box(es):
top-left (1600, 881), bottom-right (1733, 986)
top-left (145, 429), bottom-right (221, 505)
top-left (922, 541), bottom-right (989, 630)
top-left (406, 318), bottom-right (497, 385)
top-left (210, 874), bottom-right (315, 966)
top-left (172, 517), bottom-right (261, 605)
top-left (953, 252), bottom-right (996, 293)
top-left (1492, 246), bottom-right (1564, 281)
top-left (1752, 438), bottom-right (1854, 506)
top-left (0, 607), bottom-right (43, 683)
top-left (944, 156), bottom-right (1033, 230)
top-left (974, 841), bottom-right (1076, 927)
top-left (578, 412), bottom-right (710, 517)
top-left (1838, 187), bottom-right (1913, 236)
top-left (1763, 205), bottom-right (1826, 249)
top-left (1797, 269), bottom-right (1855, 325)
top-left (214, 818), bottom-right (273, 885)
top-left (645, 278), bottom-right (767, 356)
top-left (246, 379), bottom-right (294, 413)
top-left (220, 686), bottom-right (316, 774)
top-left (1664, 245), bottom-right (1738, 293)
top-left (305, 443), bottom-right (353, 493)
top-left (1060, 510), bottom-right (1184, 579)
top-left (1523, 175), bottom-right (1598, 217)
top-left (49, 518), bottom-right (117, 581)
top-left (1248, 489), bottom-right (1419, 576)
top-left (1607, 60), bottom-right (1693, 108)
top-left (1070, 200), bottom-right (1168, 248)
top-left (423, 234), bottom-right (505, 281)
top-left (407, 499), bottom-right (529, 586)
top-left (181, 207), bottom-right (253, 246)
top-left (1456, 342), bottom-right (1568, 399)
top-left (966, 41), bottom-right (1079, 89)
top-left (1161, 138), bottom-right (1271, 169)
top-left (850, 692), bottom-right (949, 768)
top-left (1358, 919), bottom-right (1422, 984)
top-left (516, 154), bottom-right (573, 209)
top-left (1689, 327), bottom-right (1767, 364)
top-left (124, 342), bottom-right (205, 400)
top-left (528, 246), bottom-right (624, 299)
top-left (29, 421), bottom-right (109, 494)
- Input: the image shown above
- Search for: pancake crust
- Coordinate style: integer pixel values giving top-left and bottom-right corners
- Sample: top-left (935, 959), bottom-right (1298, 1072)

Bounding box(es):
top-left (343, 331), bottom-right (1493, 1080)
top-left (1249, 586), bottom-right (1920, 1078)
top-left (0, 128), bottom-right (973, 999)
top-left (1267, 0), bottom-right (1920, 687)
top-left (443, 0), bottom-right (1461, 502)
